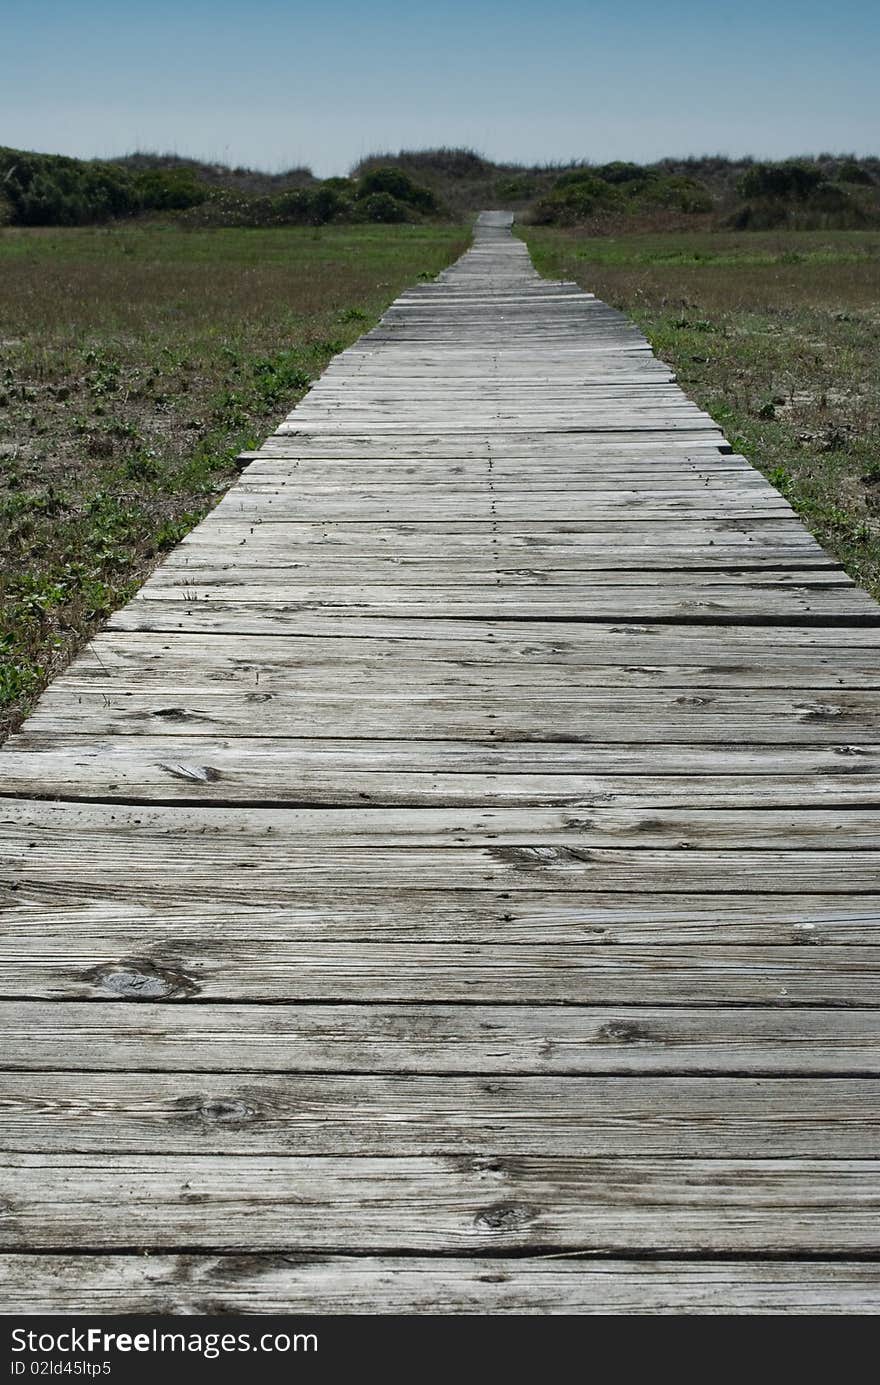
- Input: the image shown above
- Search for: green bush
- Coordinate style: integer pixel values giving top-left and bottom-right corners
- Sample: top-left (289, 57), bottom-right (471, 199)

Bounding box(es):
top-left (135, 169), bottom-right (207, 210)
top-left (738, 162), bottom-right (824, 200)
top-left (310, 185), bottom-right (347, 222)
top-left (810, 183), bottom-right (860, 214)
top-left (273, 185), bottom-right (353, 225)
top-left (595, 161), bottom-right (655, 185)
top-left (360, 191), bottom-right (409, 223)
top-left (495, 176), bottom-right (536, 199)
top-left (837, 160), bottom-right (874, 185)
top-left (641, 175), bottom-right (713, 213)
top-left (531, 175), bottom-right (624, 223)
top-left (730, 181), bottom-right (866, 230)
top-left (0, 150), bottom-right (139, 225)
top-left (273, 189), bottom-right (313, 223)
top-left (531, 165), bottom-right (712, 224)
top-left (730, 162), bottom-right (871, 229)
top-left (729, 201), bottom-right (787, 230)
top-left (356, 166), bottom-right (435, 211)
top-left (553, 167), bottom-right (599, 189)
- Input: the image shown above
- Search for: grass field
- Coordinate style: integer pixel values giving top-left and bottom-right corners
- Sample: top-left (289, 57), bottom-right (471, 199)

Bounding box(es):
top-left (524, 226), bottom-right (880, 601)
top-left (0, 222), bottom-right (468, 737)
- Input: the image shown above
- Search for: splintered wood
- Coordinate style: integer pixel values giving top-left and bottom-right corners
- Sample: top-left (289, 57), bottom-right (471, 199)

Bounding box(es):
top-left (2, 212), bottom-right (879, 1314)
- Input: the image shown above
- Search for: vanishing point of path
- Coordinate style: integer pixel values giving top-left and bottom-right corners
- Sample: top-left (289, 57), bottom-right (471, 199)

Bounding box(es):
top-left (2, 213), bottom-right (880, 1314)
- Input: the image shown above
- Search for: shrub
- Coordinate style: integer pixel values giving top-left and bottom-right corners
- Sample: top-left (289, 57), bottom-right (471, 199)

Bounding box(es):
top-left (135, 169), bottom-right (207, 210)
top-left (810, 183), bottom-right (860, 214)
top-left (273, 185), bottom-right (353, 225)
top-left (356, 166), bottom-right (435, 211)
top-left (495, 176), bottom-right (536, 199)
top-left (641, 175), bottom-right (713, 213)
top-left (553, 167), bottom-right (598, 189)
top-left (0, 150), bottom-right (140, 225)
top-left (530, 166), bottom-right (712, 224)
top-left (730, 181), bottom-right (866, 230)
top-left (738, 162), bottom-right (824, 201)
top-left (353, 148), bottom-right (490, 181)
top-left (273, 189), bottom-right (313, 223)
top-left (837, 160), bottom-right (874, 185)
top-left (595, 161), bottom-right (655, 185)
top-left (360, 191), bottom-right (409, 223)
top-left (534, 174), bottom-right (625, 222)
top-left (730, 201), bottom-right (795, 230)
top-left (310, 185), bottom-right (347, 222)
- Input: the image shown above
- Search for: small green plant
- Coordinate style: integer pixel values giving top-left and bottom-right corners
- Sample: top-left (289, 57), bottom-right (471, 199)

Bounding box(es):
top-left (0, 643), bottom-right (45, 707)
top-left (767, 465), bottom-right (792, 494)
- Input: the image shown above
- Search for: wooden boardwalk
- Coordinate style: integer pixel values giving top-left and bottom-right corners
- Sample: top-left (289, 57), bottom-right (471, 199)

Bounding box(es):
top-left (2, 211), bottom-right (880, 1314)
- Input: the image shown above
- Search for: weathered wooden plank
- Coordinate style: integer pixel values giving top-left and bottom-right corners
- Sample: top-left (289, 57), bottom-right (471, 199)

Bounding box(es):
top-left (7, 845), bottom-right (880, 895)
top-left (177, 517), bottom-right (821, 542)
top-left (3, 799), bottom-right (880, 849)
top-left (3, 940), bottom-right (877, 1005)
top-left (2, 1155), bottom-right (879, 1253)
top-left (21, 687), bottom-right (880, 740)
top-left (250, 432), bottom-right (748, 454)
top-left (50, 630), bottom-right (878, 683)
top-left (169, 551), bottom-right (835, 575)
top-left (93, 614), bottom-right (880, 652)
top-left (4, 887), bottom-right (877, 943)
top-left (125, 590), bottom-right (872, 627)
top-left (4, 1002), bottom-right (877, 1073)
top-left (5, 743), bottom-right (880, 807)
top-left (108, 598), bottom-right (880, 635)
top-left (147, 567), bottom-right (847, 592)
top-left (42, 654), bottom-right (880, 694)
top-left (5, 799), bottom-right (880, 893)
top-left (236, 476), bottom-right (772, 495)
top-left (211, 500), bottom-right (798, 524)
top-left (3, 1254), bottom-right (876, 1315)
top-left (1, 1076), bottom-right (878, 1155)
top-left (7, 731), bottom-right (878, 773)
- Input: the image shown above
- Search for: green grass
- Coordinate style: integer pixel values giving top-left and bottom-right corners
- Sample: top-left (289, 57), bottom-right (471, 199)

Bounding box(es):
top-left (0, 222), bottom-right (469, 737)
top-left (522, 226), bottom-right (880, 597)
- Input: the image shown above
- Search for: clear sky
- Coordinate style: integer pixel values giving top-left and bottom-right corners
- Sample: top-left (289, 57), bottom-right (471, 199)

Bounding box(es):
top-left (2, 0), bottom-right (878, 175)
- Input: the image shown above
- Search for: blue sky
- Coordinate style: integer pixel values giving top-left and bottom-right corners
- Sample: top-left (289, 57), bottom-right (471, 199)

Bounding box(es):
top-left (2, 0), bottom-right (878, 174)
